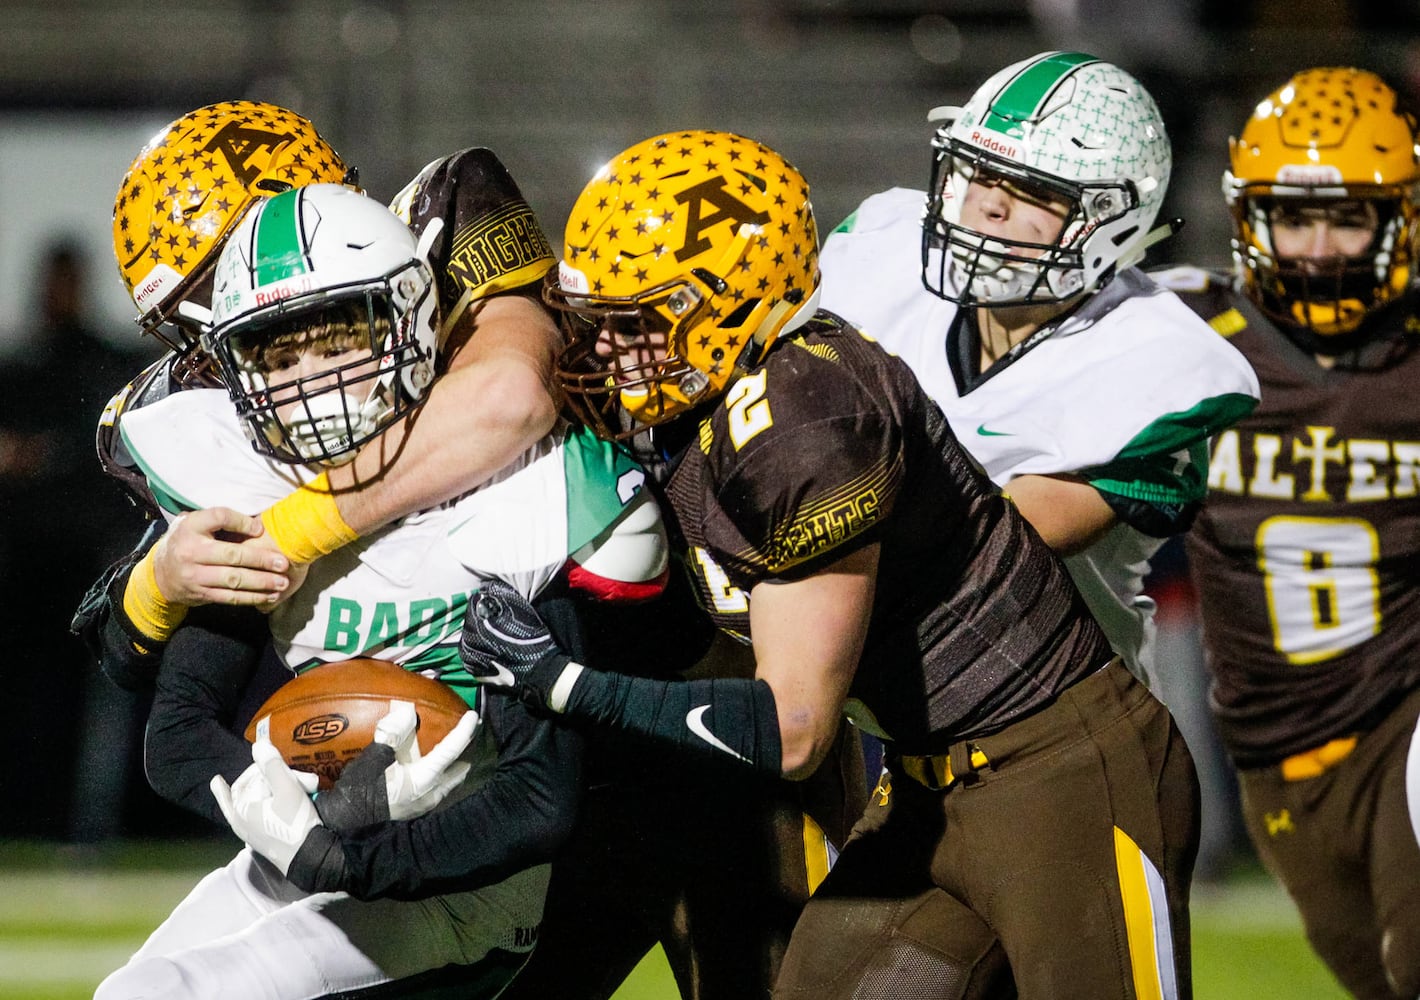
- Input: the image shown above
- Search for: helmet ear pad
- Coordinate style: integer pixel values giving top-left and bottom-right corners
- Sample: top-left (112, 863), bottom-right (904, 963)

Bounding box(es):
top-left (205, 184), bottom-right (439, 466)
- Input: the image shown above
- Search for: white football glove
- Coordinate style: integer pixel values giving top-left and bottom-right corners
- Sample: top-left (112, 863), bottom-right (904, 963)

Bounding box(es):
top-left (210, 739), bottom-right (322, 876)
top-left (374, 700), bottom-right (478, 821)
top-left (312, 700), bottom-right (479, 833)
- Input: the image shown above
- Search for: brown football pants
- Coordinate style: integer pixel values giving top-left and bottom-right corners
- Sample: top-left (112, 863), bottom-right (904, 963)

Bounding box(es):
top-left (773, 660), bottom-right (1200, 1000)
top-left (1237, 683), bottom-right (1420, 1000)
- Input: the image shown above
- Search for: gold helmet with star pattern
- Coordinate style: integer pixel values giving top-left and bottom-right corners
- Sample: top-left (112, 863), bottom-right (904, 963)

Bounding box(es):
top-left (546, 130), bottom-right (821, 439)
top-left (1225, 67), bottom-right (1420, 338)
top-left (112, 101), bottom-right (352, 354)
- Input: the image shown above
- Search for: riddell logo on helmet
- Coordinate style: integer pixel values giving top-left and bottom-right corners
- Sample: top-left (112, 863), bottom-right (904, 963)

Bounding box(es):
top-left (558, 261), bottom-right (590, 294)
top-left (968, 131), bottom-right (1020, 160)
top-left (135, 276), bottom-right (165, 305)
top-left (133, 264), bottom-right (181, 308)
top-left (256, 277), bottom-right (314, 306)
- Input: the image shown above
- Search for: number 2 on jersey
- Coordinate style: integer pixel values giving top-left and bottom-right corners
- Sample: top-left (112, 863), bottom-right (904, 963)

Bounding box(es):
top-left (1257, 516), bottom-right (1381, 665)
top-left (690, 546), bottom-right (749, 614)
top-left (726, 371), bottom-right (772, 450)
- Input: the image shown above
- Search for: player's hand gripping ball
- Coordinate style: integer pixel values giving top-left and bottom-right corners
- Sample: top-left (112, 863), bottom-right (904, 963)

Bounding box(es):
top-left (243, 658), bottom-right (469, 789)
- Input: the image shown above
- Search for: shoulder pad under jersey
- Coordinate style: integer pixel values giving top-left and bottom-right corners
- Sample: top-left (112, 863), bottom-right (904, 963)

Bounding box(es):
top-left (96, 352), bottom-right (192, 515)
top-left (828, 187), bottom-right (925, 237)
top-left (1147, 265), bottom-right (1254, 338)
top-left (389, 147), bottom-right (555, 328)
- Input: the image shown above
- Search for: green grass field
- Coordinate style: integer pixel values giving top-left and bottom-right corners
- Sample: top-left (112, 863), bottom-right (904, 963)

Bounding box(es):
top-left (0, 839), bottom-right (1345, 999)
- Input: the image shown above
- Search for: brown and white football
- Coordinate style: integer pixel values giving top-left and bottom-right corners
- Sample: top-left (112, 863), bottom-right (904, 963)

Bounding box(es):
top-left (243, 658), bottom-right (468, 789)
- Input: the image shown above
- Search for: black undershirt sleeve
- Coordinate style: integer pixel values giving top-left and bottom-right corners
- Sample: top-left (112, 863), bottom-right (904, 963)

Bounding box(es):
top-left (296, 666), bottom-right (781, 900)
top-left (145, 606), bottom-right (268, 826)
top-left (562, 669), bottom-right (783, 777)
top-left (1098, 489), bottom-right (1200, 538)
top-left (295, 694), bottom-right (585, 901)
top-left (286, 589), bottom-right (591, 900)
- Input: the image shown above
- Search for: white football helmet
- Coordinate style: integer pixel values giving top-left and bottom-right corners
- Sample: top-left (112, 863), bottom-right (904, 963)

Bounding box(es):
top-left (923, 52), bottom-right (1172, 305)
top-left (205, 183), bottom-right (438, 465)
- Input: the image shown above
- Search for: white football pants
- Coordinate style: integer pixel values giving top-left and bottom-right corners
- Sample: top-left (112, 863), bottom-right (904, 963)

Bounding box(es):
top-left (94, 847), bottom-right (549, 1000)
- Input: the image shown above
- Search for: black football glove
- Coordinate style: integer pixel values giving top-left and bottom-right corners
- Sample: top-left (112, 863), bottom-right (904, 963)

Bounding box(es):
top-left (460, 580), bottom-right (577, 713)
top-left (314, 701), bottom-right (477, 834)
top-left (314, 742), bottom-right (396, 833)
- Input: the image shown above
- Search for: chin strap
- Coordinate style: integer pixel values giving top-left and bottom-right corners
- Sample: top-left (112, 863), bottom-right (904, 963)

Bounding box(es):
top-left (1115, 217), bottom-right (1184, 273)
top-left (738, 284), bottom-right (820, 371)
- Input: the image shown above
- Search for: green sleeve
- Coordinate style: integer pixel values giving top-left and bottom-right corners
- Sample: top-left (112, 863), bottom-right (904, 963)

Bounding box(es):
top-left (1080, 392), bottom-right (1257, 506)
top-left (561, 426), bottom-right (647, 552)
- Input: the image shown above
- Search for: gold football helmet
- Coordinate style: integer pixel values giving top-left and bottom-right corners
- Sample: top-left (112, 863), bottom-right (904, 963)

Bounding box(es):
top-left (1225, 67), bottom-right (1420, 337)
top-left (546, 130), bottom-right (820, 439)
top-left (112, 101), bottom-right (351, 352)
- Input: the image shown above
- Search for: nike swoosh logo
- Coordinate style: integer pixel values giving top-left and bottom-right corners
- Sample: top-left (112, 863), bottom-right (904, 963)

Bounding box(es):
top-left (685, 705), bottom-right (749, 763)
top-left (975, 423), bottom-right (1013, 437)
top-left (471, 661), bottom-right (518, 686)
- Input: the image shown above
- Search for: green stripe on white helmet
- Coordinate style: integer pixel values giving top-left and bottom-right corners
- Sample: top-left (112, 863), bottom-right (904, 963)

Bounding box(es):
top-left (252, 188), bottom-right (311, 287)
top-left (923, 52), bottom-right (1172, 307)
top-left (977, 51), bottom-right (1100, 138)
top-left (205, 183), bottom-right (439, 466)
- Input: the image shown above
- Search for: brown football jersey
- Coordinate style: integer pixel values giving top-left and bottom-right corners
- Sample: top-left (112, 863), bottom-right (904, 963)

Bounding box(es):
top-left (390, 146), bottom-right (556, 321)
top-left (1176, 272), bottom-right (1420, 766)
top-left (663, 312), bottom-right (1110, 753)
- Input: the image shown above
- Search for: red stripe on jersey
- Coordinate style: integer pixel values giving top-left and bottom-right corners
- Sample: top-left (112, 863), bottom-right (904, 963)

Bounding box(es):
top-left (565, 561), bottom-right (669, 603)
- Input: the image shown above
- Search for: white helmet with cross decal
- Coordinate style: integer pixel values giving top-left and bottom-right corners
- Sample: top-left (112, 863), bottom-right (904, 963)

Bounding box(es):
top-left (204, 183), bottom-right (439, 465)
top-left (923, 51), bottom-right (1173, 305)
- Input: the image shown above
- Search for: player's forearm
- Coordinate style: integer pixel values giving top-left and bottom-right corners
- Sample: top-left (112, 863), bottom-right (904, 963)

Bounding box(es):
top-left (1004, 473), bottom-right (1118, 555)
top-left (146, 612), bottom-right (266, 824)
top-left (293, 700), bottom-right (584, 900)
top-left (325, 356), bottom-right (556, 534)
top-left (555, 668), bottom-right (786, 777)
top-left (258, 294), bottom-right (559, 555)
top-left (460, 584), bottom-right (789, 779)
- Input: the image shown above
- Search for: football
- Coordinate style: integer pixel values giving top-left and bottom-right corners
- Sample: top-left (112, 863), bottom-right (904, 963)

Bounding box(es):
top-left (243, 658), bottom-right (469, 789)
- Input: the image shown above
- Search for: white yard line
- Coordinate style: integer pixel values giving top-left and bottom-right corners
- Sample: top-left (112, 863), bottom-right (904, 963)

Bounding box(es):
top-left (0, 870), bottom-right (203, 923)
top-left (0, 941), bottom-right (136, 984)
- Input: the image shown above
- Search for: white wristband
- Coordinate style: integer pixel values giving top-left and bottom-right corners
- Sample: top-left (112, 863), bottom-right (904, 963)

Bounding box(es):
top-left (547, 662), bottom-right (585, 714)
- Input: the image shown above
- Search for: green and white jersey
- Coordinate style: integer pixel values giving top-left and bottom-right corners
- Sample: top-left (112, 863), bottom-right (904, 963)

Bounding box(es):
top-left (821, 188), bottom-right (1259, 681)
top-left (121, 389), bottom-right (654, 704)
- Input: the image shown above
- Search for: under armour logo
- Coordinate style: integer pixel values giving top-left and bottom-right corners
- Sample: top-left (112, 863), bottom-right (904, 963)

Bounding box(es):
top-left (1264, 809), bottom-right (1295, 837)
top-left (873, 771), bottom-right (892, 807)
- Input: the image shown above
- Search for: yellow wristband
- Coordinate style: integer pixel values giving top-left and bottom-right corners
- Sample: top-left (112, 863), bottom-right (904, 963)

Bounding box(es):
top-left (122, 547), bottom-right (188, 644)
top-left (260, 472), bottom-right (360, 564)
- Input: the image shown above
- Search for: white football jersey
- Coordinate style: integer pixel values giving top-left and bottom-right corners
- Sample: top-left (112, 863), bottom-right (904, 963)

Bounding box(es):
top-left (122, 389), bottom-right (660, 700)
top-left (821, 187), bottom-right (1260, 682)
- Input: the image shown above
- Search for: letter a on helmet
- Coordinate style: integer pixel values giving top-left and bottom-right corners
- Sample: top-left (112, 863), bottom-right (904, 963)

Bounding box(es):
top-left (546, 130), bottom-right (821, 439)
